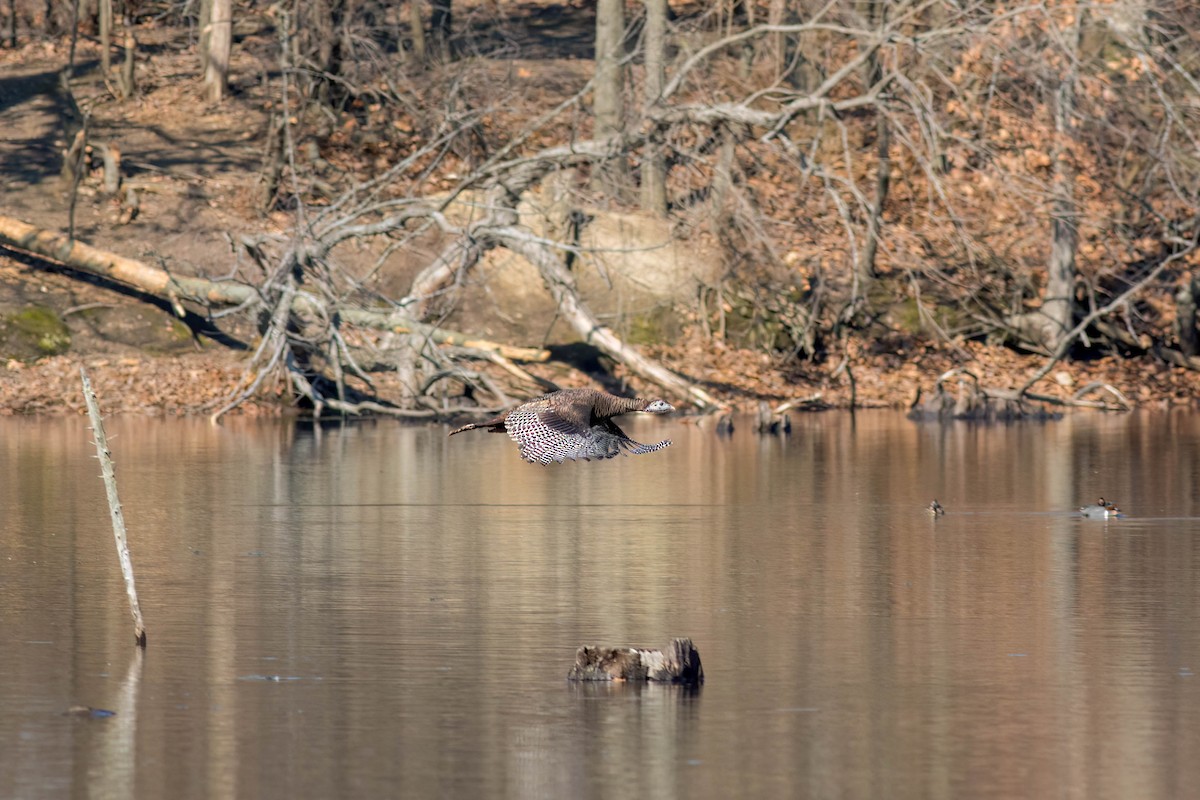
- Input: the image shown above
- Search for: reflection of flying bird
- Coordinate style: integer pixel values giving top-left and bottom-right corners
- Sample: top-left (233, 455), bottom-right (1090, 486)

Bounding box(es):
top-left (448, 388), bottom-right (674, 464)
top-left (1079, 498), bottom-right (1121, 518)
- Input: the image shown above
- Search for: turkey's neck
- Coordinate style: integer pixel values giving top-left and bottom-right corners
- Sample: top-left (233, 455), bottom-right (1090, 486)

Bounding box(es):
top-left (593, 394), bottom-right (645, 418)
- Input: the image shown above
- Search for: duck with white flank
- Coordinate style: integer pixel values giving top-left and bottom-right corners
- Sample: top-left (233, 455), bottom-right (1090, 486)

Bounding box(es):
top-left (1079, 498), bottom-right (1121, 518)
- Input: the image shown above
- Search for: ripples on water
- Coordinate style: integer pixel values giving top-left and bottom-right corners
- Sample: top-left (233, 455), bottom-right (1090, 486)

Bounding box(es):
top-left (2, 411), bottom-right (1199, 799)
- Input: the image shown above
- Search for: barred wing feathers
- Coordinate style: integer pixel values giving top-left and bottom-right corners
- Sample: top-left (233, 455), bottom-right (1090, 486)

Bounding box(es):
top-left (448, 388), bottom-right (674, 465)
top-left (505, 404), bottom-right (671, 464)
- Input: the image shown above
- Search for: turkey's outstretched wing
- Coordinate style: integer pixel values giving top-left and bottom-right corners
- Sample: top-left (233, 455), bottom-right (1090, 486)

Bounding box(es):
top-left (537, 391), bottom-right (597, 434)
top-left (535, 405), bottom-right (591, 436)
top-left (506, 406), bottom-right (670, 463)
top-left (504, 405), bottom-right (581, 463)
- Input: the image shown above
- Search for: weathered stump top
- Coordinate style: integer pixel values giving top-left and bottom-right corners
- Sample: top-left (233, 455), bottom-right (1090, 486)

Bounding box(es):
top-left (567, 637), bottom-right (703, 686)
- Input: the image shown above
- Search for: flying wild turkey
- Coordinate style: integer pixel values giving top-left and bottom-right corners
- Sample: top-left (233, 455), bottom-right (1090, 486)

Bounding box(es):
top-left (448, 387), bottom-right (674, 464)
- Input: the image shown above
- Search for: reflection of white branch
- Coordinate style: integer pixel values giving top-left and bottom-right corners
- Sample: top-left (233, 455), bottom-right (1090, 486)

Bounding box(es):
top-left (92, 649), bottom-right (144, 798)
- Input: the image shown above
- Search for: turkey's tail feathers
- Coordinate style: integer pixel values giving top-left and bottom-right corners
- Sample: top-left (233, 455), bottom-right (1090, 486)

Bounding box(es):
top-left (621, 438), bottom-right (672, 455)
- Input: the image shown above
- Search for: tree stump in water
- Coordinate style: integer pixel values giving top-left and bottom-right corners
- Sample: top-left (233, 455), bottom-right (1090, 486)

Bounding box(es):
top-left (568, 638), bottom-right (704, 685)
top-left (756, 401), bottom-right (791, 435)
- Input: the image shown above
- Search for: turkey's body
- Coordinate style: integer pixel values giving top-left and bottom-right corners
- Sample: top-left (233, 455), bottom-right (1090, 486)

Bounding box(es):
top-left (448, 388), bottom-right (673, 464)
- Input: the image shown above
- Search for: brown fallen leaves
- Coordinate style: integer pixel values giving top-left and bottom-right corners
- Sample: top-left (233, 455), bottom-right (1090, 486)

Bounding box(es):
top-left (1, 333), bottom-right (1198, 417)
top-left (0, 354), bottom-right (285, 416)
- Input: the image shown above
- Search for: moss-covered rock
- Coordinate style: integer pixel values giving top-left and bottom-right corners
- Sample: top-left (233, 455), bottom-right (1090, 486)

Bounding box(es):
top-left (71, 305), bottom-right (195, 354)
top-left (623, 307), bottom-right (685, 346)
top-left (890, 297), bottom-right (965, 335)
top-left (0, 305), bottom-right (71, 361)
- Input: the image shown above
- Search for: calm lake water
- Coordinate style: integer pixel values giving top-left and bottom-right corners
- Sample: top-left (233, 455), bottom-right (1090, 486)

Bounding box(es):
top-left (2, 410), bottom-right (1200, 799)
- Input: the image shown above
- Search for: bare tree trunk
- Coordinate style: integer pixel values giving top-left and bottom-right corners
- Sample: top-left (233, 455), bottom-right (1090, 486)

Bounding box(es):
top-left (861, 118), bottom-right (890, 277)
top-left (100, 141), bottom-right (121, 194)
top-left (117, 11), bottom-right (135, 99)
top-left (430, 0), bottom-right (451, 61)
top-left (712, 126), bottom-right (735, 226)
top-left (66, 0), bottom-right (81, 75)
top-left (859, 0), bottom-right (889, 283)
top-left (793, 35), bottom-right (822, 96)
top-left (257, 114), bottom-right (285, 213)
top-left (408, 0), bottom-right (426, 62)
top-left (98, 0), bottom-right (111, 74)
top-left (61, 125), bottom-right (87, 185)
top-left (309, 0), bottom-right (333, 75)
top-left (639, 0), bottom-right (667, 215)
top-left (6, 0), bottom-right (16, 48)
top-left (768, 0), bottom-right (786, 74)
top-left (204, 0), bottom-right (231, 102)
top-left (56, 67), bottom-right (86, 186)
top-left (1041, 7), bottom-right (1086, 350)
top-left (63, 123), bottom-right (88, 239)
top-left (592, 0), bottom-right (629, 200)
top-left (1178, 273), bottom-right (1199, 357)
top-left (198, 0), bottom-right (212, 75)
top-left (735, 0), bottom-right (754, 78)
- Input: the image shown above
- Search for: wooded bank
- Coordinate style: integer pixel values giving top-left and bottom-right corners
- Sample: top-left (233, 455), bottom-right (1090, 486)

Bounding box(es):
top-left (1, 2), bottom-right (1198, 416)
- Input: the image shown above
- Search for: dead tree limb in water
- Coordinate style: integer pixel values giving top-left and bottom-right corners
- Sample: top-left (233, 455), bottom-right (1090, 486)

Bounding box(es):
top-left (81, 367), bottom-right (147, 648)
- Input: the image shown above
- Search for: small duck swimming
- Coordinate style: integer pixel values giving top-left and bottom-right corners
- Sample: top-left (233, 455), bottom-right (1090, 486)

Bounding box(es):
top-left (928, 500), bottom-right (945, 517)
top-left (1079, 498), bottom-right (1121, 518)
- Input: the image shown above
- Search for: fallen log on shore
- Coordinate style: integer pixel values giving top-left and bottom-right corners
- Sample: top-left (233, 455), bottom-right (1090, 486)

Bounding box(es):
top-left (568, 638), bottom-right (704, 685)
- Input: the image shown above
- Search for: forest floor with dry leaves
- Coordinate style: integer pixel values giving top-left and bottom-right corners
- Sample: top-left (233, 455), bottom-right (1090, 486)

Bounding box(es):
top-left (2, 24), bottom-right (1198, 418)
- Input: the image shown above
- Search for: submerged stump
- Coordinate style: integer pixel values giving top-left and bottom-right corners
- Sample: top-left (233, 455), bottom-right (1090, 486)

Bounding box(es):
top-left (568, 637), bottom-right (704, 686)
top-left (755, 401), bottom-right (791, 435)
